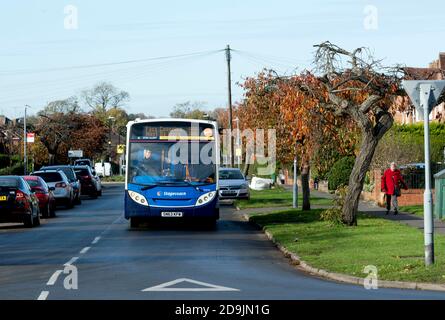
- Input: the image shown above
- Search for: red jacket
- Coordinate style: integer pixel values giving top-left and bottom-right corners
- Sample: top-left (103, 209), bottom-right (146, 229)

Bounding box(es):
top-left (381, 169), bottom-right (408, 195)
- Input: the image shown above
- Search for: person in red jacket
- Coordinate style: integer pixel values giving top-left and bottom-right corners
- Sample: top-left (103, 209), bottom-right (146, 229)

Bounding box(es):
top-left (381, 162), bottom-right (408, 215)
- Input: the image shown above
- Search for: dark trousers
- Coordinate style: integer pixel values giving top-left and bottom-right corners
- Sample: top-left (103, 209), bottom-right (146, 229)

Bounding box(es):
top-left (385, 194), bottom-right (399, 211)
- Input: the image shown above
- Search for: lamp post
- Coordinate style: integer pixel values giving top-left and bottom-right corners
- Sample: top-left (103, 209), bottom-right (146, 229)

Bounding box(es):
top-left (24, 105), bottom-right (31, 175)
top-left (108, 116), bottom-right (115, 163)
top-left (403, 80), bottom-right (445, 266)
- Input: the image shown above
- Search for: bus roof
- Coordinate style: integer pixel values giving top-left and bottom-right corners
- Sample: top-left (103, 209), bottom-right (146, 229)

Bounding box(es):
top-left (127, 118), bottom-right (217, 128)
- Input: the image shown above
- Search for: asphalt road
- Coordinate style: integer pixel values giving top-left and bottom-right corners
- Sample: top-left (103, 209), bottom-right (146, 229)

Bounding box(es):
top-left (0, 184), bottom-right (444, 300)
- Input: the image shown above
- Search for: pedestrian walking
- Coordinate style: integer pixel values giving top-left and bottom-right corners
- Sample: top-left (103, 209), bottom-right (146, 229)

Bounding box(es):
top-left (381, 162), bottom-right (408, 215)
top-left (279, 169), bottom-right (285, 185)
top-left (313, 176), bottom-right (319, 190)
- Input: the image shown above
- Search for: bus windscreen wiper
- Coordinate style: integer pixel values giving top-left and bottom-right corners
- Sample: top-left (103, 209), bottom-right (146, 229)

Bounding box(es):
top-left (138, 183), bottom-right (158, 190)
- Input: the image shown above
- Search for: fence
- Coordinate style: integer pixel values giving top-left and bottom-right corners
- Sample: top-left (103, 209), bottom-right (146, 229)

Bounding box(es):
top-left (402, 163), bottom-right (445, 189)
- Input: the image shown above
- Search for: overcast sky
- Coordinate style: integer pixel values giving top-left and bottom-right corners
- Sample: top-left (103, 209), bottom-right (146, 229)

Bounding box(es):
top-left (1, 0), bottom-right (444, 119)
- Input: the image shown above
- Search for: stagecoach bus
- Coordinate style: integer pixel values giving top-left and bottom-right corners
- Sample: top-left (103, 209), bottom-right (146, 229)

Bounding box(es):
top-left (124, 118), bottom-right (220, 228)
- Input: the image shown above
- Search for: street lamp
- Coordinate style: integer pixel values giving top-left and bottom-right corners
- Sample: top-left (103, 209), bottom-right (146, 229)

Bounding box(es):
top-left (403, 80), bottom-right (445, 266)
top-left (24, 105), bottom-right (31, 175)
top-left (107, 116), bottom-right (115, 162)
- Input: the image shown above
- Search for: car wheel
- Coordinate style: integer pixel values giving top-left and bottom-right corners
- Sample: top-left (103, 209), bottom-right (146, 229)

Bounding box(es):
top-left (203, 218), bottom-right (217, 230)
top-left (33, 209), bottom-right (41, 226)
top-left (98, 189), bottom-right (102, 196)
top-left (42, 203), bottom-right (50, 218)
top-left (66, 197), bottom-right (74, 209)
top-left (50, 204), bottom-right (56, 218)
top-left (24, 210), bottom-right (34, 228)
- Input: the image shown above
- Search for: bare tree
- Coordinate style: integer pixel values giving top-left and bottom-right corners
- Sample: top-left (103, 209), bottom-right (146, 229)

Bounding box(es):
top-left (313, 42), bottom-right (404, 225)
top-left (81, 82), bottom-right (130, 113)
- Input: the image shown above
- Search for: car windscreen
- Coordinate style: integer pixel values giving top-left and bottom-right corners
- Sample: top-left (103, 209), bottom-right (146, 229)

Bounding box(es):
top-left (25, 179), bottom-right (41, 188)
top-left (75, 160), bottom-right (91, 166)
top-left (219, 170), bottom-right (244, 180)
top-left (0, 178), bottom-right (19, 187)
top-left (42, 167), bottom-right (75, 181)
top-left (74, 168), bottom-right (90, 176)
top-left (33, 172), bottom-right (62, 182)
top-left (59, 168), bottom-right (76, 181)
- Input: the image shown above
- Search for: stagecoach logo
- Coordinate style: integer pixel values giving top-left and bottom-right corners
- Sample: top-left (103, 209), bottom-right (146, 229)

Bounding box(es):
top-left (159, 191), bottom-right (187, 197)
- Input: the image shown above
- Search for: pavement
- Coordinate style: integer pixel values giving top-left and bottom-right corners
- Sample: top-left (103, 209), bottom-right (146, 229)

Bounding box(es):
top-left (0, 184), bottom-right (445, 300)
top-left (309, 189), bottom-right (445, 235)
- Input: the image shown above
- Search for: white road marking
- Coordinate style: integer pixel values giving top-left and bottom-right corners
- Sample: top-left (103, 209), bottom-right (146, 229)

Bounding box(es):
top-left (64, 257), bottom-right (79, 266)
top-left (142, 278), bottom-right (240, 292)
top-left (92, 236), bottom-right (101, 244)
top-left (37, 291), bottom-right (49, 300)
top-left (46, 270), bottom-right (63, 286)
top-left (80, 246), bottom-right (91, 254)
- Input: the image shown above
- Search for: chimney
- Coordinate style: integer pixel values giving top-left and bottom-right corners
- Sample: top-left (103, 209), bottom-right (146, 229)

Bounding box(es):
top-left (439, 52), bottom-right (445, 70)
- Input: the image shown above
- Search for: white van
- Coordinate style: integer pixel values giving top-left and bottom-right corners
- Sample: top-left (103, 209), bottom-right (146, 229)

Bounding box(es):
top-left (95, 162), bottom-right (112, 177)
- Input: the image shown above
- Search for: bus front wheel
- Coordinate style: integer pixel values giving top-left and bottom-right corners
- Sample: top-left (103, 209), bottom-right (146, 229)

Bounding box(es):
top-left (130, 217), bottom-right (140, 228)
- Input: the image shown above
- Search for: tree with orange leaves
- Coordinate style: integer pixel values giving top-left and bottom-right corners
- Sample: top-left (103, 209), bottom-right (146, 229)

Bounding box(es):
top-left (313, 42), bottom-right (405, 225)
top-left (236, 70), bottom-right (355, 210)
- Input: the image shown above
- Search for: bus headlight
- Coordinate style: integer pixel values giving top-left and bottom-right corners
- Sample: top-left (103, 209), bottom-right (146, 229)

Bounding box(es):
top-left (128, 190), bottom-right (149, 206)
top-left (195, 191), bottom-right (216, 207)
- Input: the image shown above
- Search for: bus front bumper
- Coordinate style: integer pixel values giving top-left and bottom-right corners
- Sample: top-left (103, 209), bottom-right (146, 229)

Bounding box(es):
top-left (124, 193), bottom-right (219, 220)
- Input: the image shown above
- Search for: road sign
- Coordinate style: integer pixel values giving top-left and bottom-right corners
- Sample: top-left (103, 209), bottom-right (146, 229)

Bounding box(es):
top-left (142, 278), bottom-right (240, 292)
top-left (26, 133), bottom-right (35, 143)
top-left (116, 144), bottom-right (125, 154)
top-left (402, 80), bottom-right (445, 121)
top-left (68, 150), bottom-right (83, 158)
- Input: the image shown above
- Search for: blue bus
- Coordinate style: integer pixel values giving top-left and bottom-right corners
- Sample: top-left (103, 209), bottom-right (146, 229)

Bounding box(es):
top-left (124, 118), bottom-right (220, 228)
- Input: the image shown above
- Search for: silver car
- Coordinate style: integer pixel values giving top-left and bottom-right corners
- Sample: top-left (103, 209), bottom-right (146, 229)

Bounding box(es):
top-left (31, 170), bottom-right (75, 208)
top-left (218, 168), bottom-right (250, 200)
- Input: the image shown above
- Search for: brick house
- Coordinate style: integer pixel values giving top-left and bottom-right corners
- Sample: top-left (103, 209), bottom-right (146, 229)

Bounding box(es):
top-left (394, 52), bottom-right (445, 124)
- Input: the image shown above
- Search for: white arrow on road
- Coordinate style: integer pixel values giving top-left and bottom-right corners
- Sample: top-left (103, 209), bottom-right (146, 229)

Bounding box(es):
top-left (142, 278), bottom-right (240, 292)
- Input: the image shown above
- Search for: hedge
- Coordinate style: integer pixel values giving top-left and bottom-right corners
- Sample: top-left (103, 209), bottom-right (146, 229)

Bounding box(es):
top-left (327, 156), bottom-right (355, 191)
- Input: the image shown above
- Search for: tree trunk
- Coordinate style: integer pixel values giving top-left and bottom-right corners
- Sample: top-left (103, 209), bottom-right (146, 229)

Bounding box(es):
top-left (301, 163), bottom-right (311, 211)
top-left (243, 162), bottom-right (250, 177)
top-left (48, 153), bottom-right (55, 165)
top-left (342, 133), bottom-right (379, 226)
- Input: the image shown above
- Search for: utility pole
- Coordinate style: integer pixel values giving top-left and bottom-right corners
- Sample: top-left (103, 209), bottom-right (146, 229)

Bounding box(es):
top-left (226, 44), bottom-right (234, 167)
top-left (24, 105), bottom-right (29, 175)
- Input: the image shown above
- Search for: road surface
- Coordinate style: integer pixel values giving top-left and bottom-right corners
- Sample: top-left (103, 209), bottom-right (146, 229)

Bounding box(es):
top-left (0, 183), bottom-right (444, 300)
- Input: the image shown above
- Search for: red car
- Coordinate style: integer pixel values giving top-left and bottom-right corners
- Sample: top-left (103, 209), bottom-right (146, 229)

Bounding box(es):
top-left (23, 175), bottom-right (56, 218)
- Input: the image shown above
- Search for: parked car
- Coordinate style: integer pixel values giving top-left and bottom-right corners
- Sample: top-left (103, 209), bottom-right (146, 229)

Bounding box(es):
top-left (91, 168), bottom-right (102, 196)
top-left (31, 170), bottom-right (75, 209)
top-left (23, 175), bottom-right (56, 218)
top-left (74, 159), bottom-right (94, 168)
top-left (40, 165), bottom-right (82, 204)
top-left (0, 176), bottom-right (40, 227)
top-left (73, 166), bottom-right (101, 198)
top-left (249, 176), bottom-right (273, 191)
top-left (218, 168), bottom-right (250, 200)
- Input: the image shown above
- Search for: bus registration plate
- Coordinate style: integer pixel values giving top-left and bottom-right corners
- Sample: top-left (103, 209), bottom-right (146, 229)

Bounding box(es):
top-left (161, 212), bottom-right (183, 218)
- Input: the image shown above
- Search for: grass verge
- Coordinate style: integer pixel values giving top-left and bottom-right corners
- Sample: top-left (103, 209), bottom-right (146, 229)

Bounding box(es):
top-left (400, 205), bottom-right (423, 217)
top-left (249, 209), bottom-right (445, 283)
top-left (235, 187), bottom-right (333, 209)
top-left (101, 175), bottom-right (125, 182)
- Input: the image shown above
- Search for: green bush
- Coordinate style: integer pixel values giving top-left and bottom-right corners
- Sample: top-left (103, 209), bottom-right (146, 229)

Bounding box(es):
top-left (0, 154), bottom-right (10, 169)
top-left (10, 155), bottom-right (21, 165)
top-left (0, 163), bottom-right (24, 175)
top-left (327, 156), bottom-right (355, 191)
top-left (321, 185), bottom-right (348, 225)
